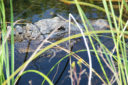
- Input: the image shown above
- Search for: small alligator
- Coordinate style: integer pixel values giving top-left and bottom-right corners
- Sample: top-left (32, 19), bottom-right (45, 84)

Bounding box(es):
top-left (7, 16), bottom-right (109, 57)
top-left (8, 17), bottom-right (109, 41)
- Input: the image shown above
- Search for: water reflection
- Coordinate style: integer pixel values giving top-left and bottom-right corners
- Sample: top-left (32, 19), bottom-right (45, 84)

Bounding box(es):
top-left (5, 0), bottom-right (106, 22)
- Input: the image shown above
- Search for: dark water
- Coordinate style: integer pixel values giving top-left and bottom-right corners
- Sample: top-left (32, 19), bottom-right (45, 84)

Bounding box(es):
top-left (5, 0), bottom-right (106, 21)
top-left (6, 0), bottom-right (115, 85)
top-left (13, 36), bottom-right (114, 85)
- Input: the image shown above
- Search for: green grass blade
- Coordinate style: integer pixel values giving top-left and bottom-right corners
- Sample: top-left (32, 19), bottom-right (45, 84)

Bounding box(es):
top-left (15, 70), bottom-right (54, 85)
top-left (0, 0), bottom-right (6, 84)
top-left (9, 0), bottom-right (15, 84)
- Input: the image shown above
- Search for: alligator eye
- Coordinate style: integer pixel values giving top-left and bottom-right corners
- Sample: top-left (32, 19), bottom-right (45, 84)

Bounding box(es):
top-left (19, 32), bottom-right (22, 34)
top-left (58, 26), bottom-right (65, 31)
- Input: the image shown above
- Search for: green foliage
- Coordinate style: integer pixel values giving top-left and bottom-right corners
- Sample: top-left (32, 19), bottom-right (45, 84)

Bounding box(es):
top-left (15, 70), bottom-right (54, 85)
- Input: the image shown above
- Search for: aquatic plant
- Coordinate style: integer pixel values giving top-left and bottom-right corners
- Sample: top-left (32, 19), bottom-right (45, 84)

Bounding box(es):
top-left (1, 0), bottom-right (128, 85)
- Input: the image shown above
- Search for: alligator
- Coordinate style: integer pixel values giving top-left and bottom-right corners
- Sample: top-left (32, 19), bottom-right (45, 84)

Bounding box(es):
top-left (8, 17), bottom-right (109, 41)
top-left (7, 16), bottom-right (109, 58)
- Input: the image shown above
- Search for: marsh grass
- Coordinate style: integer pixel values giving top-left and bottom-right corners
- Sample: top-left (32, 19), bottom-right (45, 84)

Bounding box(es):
top-left (0, 0), bottom-right (10, 85)
top-left (1, 0), bottom-right (128, 85)
top-left (75, 0), bottom-right (128, 84)
top-left (61, 0), bottom-right (128, 85)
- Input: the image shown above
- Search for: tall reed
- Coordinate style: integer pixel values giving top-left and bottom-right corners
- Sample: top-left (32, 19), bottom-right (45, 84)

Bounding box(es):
top-left (61, 0), bottom-right (128, 85)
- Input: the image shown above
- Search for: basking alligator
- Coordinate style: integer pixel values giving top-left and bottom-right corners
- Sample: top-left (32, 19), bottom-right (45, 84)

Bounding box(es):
top-left (7, 16), bottom-right (109, 57)
top-left (9, 17), bottom-right (109, 41)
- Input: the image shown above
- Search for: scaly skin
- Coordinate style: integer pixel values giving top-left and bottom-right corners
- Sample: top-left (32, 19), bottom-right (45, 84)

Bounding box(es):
top-left (7, 17), bottom-right (109, 55)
